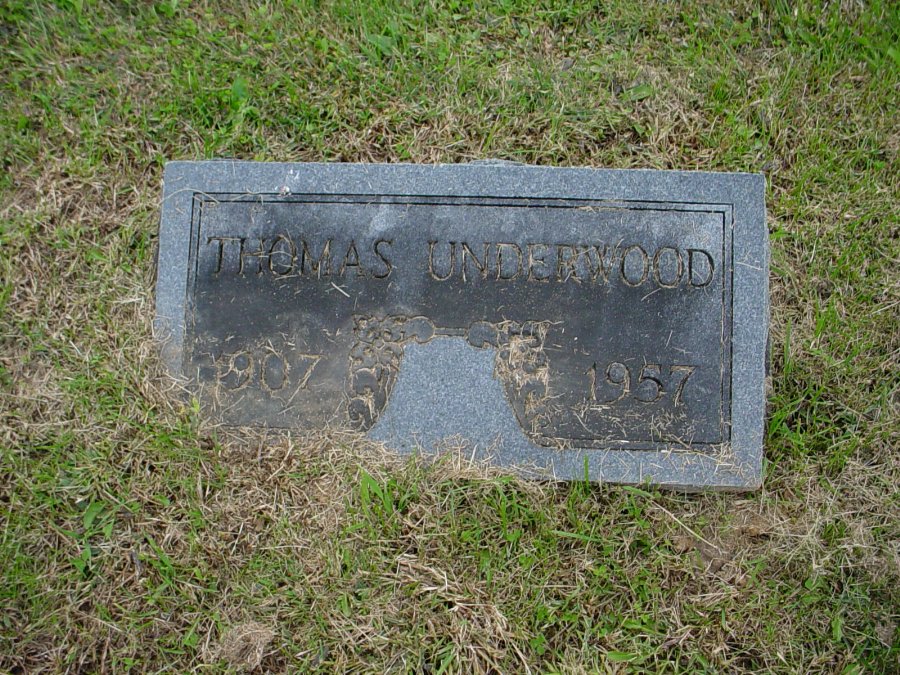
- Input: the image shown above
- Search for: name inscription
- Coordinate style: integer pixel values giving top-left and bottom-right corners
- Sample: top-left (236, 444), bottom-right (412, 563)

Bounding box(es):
top-left (205, 234), bottom-right (717, 290)
top-left (186, 195), bottom-right (732, 450)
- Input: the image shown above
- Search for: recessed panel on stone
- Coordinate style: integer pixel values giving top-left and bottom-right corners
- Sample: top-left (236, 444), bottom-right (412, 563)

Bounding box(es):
top-left (156, 161), bottom-right (768, 490)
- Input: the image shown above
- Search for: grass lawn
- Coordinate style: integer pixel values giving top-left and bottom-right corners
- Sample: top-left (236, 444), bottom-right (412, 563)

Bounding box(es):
top-left (1, 0), bottom-right (898, 672)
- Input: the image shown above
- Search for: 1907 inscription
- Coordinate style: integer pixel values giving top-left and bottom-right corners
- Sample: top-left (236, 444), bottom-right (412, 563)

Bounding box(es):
top-left (184, 194), bottom-right (732, 451)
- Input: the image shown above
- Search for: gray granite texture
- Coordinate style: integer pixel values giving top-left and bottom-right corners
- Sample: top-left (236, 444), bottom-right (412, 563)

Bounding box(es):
top-left (155, 161), bottom-right (768, 490)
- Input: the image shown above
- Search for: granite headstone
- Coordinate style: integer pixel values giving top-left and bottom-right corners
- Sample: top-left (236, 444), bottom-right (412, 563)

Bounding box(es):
top-left (155, 161), bottom-right (768, 489)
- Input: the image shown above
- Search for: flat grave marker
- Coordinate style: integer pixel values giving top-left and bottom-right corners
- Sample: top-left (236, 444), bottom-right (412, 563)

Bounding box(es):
top-left (156, 161), bottom-right (768, 489)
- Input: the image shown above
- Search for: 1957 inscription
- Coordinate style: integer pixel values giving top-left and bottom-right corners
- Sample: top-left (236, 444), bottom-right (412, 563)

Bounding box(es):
top-left (186, 194), bottom-right (732, 451)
